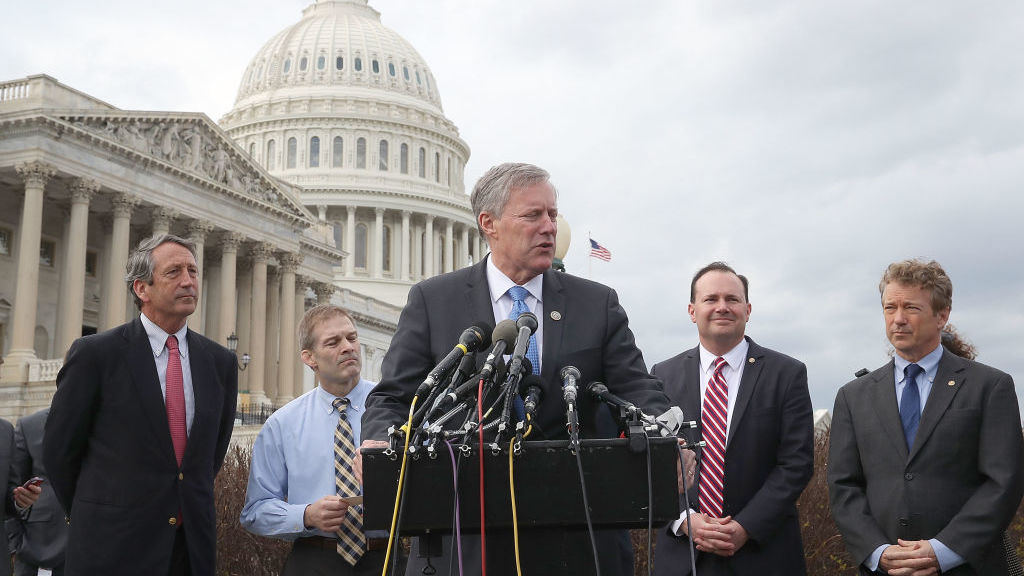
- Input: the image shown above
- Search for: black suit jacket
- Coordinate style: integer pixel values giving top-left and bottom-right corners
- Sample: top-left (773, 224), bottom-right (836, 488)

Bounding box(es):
top-left (10, 408), bottom-right (67, 569)
top-left (363, 259), bottom-right (670, 575)
top-left (828, 351), bottom-right (1024, 576)
top-left (44, 318), bottom-right (238, 576)
top-left (1, 418), bottom-right (20, 576)
top-left (651, 337), bottom-right (814, 576)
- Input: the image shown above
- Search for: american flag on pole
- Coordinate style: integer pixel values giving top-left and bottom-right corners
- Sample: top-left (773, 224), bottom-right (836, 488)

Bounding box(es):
top-left (589, 238), bottom-right (612, 262)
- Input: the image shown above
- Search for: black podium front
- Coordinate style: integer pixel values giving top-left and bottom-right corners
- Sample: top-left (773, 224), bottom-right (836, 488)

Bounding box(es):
top-left (362, 436), bottom-right (680, 533)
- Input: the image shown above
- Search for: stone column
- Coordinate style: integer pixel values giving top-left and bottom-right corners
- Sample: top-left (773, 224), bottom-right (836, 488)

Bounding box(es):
top-left (3, 161), bottom-right (56, 377)
top-left (471, 229), bottom-right (481, 264)
top-left (203, 250), bottom-right (222, 339)
top-left (246, 242), bottom-right (273, 404)
top-left (412, 221), bottom-right (422, 280)
top-left (150, 206), bottom-right (177, 236)
top-left (400, 210), bottom-right (411, 281)
top-left (373, 207), bottom-right (384, 278)
top-left (277, 253), bottom-right (302, 404)
top-left (236, 257), bottom-right (253, 394)
top-left (460, 225), bottom-right (470, 268)
top-left (314, 282), bottom-right (334, 305)
top-left (187, 220), bottom-right (214, 333)
top-left (444, 219), bottom-right (454, 273)
top-left (218, 232), bottom-right (244, 346)
top-left (294, 275), bottom-right (310, 394)
top-left (264, 266), bottom-right (281, 402)
top-left (424, 214), bottom-right (434, 278)
top-left (56, 178), bottom-right (99, 357)
top-left (345, 206), bottom-right (356, 276)
top-left (104, 192), bottom-right (138, 329)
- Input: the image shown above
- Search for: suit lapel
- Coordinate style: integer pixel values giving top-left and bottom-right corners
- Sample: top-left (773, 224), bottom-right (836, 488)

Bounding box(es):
top-left (909, 351), bottom-right (964, 461)
top-left (465, 260), bottom-right (497, 369)
top-left (679, 349), bottom-right (702, 435)
top-left (126, 319), bottom-right (176, 463)
top-left (540, 270), bottom-right (565, 383)
top-left (868, 360), bottom-right (909, 460)
top-left (727, 337), bottom-right (763, 447)
top-left (185, 330), bottom-right (216, 463)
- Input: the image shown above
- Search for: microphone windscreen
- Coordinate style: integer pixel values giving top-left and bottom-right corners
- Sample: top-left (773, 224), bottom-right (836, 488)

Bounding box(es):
top-left (492, 319), bottom-right (518, 348)
top-left (471, 321), bottom-right (494, 349)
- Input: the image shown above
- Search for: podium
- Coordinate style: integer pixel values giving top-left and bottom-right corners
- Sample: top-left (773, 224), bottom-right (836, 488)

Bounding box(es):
top-left (362, 436), bottom-right (680, 533)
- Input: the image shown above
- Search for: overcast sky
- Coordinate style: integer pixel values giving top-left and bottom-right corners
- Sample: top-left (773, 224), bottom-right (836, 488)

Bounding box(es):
top-left (5, 1), bottom-right (1024, 412)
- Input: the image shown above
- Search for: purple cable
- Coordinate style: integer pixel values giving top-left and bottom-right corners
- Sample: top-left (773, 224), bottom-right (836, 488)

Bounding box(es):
top-left (444, 439), bottom-right (464, 576)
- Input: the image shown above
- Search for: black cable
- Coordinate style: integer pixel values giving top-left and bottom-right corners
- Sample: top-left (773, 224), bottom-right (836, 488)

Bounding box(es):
top-left (644, 432), bottom-right (653, 576)
top-left (674, 439), bottom-right (700, 576)
top-left (572, 438), bottom-right (601, 576)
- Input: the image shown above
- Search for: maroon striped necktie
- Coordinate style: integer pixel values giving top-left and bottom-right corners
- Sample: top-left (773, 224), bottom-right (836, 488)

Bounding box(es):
top-left (699, 357), bottom-right (729, 518)
top-left (165, 335), bottom-right (187, 466)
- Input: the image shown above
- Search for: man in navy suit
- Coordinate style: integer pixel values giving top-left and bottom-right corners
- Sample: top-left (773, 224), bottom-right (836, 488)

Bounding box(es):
top-left (45, 234), bottom-right (238, 576)
top-left (652, 262), bottom-right (814, 576)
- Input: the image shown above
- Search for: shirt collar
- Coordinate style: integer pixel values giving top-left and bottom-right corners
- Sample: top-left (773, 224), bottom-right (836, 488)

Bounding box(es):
top-left (486, 256), bottom-right (543, 304)
top-left (315, 379), bottom-right (374, 416)
top-left (894, 344), bottom-right (943, 384)
top-left (697, 338), bottom-right (750, 373)
top-left (140, 313), bottom-right (189, 359)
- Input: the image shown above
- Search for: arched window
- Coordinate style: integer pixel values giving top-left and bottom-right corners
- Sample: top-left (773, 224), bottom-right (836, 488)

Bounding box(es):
top-left (356, 138), bottom-right (366, 169)
top-left (355, 223), bottom-right (367, 269)
top-left (336, 56), bottom-right (344, 70)
top-left (266, 139), bottom-right (276, 170)
top-left (403, 66), bottom-right (410, 81)
top-left (418, 147), bottom-right (426, 178)
top-left (249, 142), bottom-right (256, 158)
top-left (382, 225), bottom-right (392, 272)
top-left (287, 137), bottom-right (297, 169)
top-left (400, 143), bottom-right (409, 174)
top-left (372, 59), bottom-right (380, 74)
top-left (379, 140), bottom-right (388, 171)
top-left (434, 152), bottom-right (440, 183)
top-left (388, 62), bottom-right (396, 76)
top-left (333, 136), bottom-right (344, 167)
top-left (283, 59), bottom-right (291, 74)
top-left (317, 55), bottom-right (325, 70)
top-left (309, 136), bottom-right (320, 168)
top-left (300, 56), bottom-right (308, 71)
top-left (355, 57), bottom-right (363, 72)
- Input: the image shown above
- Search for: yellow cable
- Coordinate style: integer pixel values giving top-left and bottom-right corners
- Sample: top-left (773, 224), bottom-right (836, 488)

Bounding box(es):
top-left (381, 396), bottom-right (418, 576)
top-left (522, 413), bottom-right (534, 438)
top-left (510, 437), bottom-right (522, 576)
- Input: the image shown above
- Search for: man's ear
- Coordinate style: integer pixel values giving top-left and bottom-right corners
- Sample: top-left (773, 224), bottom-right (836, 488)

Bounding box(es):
top-left (300, 349), bottom-right (317, 372)
top-left (133, 279), bottom-right (150, 304)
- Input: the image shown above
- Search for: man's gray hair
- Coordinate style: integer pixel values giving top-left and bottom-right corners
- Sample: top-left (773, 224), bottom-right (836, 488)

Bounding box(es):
top-left (470, 163), bottom-right (555, 237)
top-left (125, 234), bottom-right (197, 309)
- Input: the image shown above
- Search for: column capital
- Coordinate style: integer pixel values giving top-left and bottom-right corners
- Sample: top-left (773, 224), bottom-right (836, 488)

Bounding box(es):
top-left (187, 219), bottom-right (215, 242)
top-left (150, 206), bottom-right (178, 229)
top-left (220, 231), bottom-right (245, 252)
top-left (424, 213), bottom-right (435, 223)
top-left (249, 241), bottom-right (275, 263)
top-left (110, 192), bottom-right (139, 218)
top-left (375, 207), bottom-right (386, 216)
top-left (345, 205), bottom-right (356, 217)
top-left (295, 274), bottom-right (312, 292)
top-left (401, 209), bottom-right (412, 218)
top-left (278, 252), bottom-right (303, 273)
top-left (205, 249), bottom-right (222, 266)
top-left (313, 282), bottom-right (335, 303)
top-left (69, 177), bottom-right (100, 203)
top-left (16, 160), bottom-right (56, 188)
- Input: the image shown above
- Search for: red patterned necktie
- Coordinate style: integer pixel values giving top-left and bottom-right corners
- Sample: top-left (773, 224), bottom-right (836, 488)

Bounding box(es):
top-left (699, 357), bottom-right (729, 518)
top-left (165, 335), bottom-right (187, 466)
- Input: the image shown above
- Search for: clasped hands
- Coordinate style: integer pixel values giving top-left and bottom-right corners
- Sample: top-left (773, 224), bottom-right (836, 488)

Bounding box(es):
top-left (12, 482), bottom-right (41, 510)
top-left (680, 513), bottom-right (748, 557)
top-left (879, 539), bottom-right (939, 576)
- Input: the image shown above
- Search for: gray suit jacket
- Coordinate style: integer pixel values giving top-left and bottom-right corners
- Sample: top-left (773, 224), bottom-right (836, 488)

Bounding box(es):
top-left (651, 337), bottom-right (814, 576)
top-left (11, 408), bottom-right (67, 569)
top-left (828, 351), bottom-right (1024, 575)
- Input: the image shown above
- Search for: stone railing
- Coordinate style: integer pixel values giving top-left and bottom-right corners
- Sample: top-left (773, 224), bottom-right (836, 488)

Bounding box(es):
top-left (0, 78), bottom-right (32, 103)
top-left (27, 358), bottom-right (63, 383)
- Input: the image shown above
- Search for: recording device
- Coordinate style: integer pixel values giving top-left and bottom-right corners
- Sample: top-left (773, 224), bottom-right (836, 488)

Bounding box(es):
top-left (506, 312), bottom-right (538, 380)
top-left (414, 323), bottom-right (492, 399)
top-left (560, 365), bottom-right (582, 447)
top-left (479, 320), bottom-right (518, 382)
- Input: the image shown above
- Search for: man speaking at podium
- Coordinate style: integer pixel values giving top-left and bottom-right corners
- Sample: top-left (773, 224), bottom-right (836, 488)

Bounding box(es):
top-left (362, 162), bottom-right (671, 575)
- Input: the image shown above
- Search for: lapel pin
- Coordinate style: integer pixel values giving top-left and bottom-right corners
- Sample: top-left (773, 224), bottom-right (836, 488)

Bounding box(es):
top-left (550, 311), bottom-right (562, 321)
top-left (948, 380), bottom-right (956, 387)
top-left (748, 357), bottom-right (755, 363)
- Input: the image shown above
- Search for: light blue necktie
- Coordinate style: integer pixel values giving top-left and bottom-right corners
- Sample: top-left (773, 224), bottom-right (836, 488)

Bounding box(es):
top-left (507, 285), bottom-right (540, 375)
top-left (900, 363), bottom-right (923, 450)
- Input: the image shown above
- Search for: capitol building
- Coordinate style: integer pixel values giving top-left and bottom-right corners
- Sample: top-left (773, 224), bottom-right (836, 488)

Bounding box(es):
top-left (0, 0), bottom-right (479, 418)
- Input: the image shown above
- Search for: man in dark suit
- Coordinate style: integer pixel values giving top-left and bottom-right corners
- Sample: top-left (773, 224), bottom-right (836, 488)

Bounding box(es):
top-left (10, 407), bottom-right (67, 575)
top-left (361, 162), bottom-right (671, 575)
top-left (829, 259), bottom-right (1024, 576)
top-left (3, 417), bottom-right (43, 576)
top-left (44, 234), bottom-right (238, 576)
top-left (651, 262), bottom-right (814, 576)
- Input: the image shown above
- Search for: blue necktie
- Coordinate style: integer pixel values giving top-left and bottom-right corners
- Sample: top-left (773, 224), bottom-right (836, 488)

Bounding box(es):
top-left (900, 363), bottom-right (924, 450)
top-left (507, 286), bottom-right (540, 375)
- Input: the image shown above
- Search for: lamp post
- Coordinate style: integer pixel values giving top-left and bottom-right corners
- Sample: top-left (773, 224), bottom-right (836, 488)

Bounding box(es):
top-left (225, 332), bottom-right (251, 371)
top-left (552, 213), bottom-right (572, 272)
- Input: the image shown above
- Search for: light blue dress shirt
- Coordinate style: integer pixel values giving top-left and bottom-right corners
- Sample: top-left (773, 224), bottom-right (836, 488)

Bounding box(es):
top-left (140, 313), bottom-right (195, 433)
top-left (867, 344), bottom-right (964, 573)
top-left (240, 380), bottom-right (376, 540)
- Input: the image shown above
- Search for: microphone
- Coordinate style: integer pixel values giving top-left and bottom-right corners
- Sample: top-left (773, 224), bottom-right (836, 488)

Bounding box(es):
top-left (519, 375), bottom-right (544, 420)
top-left (414, 323), bottom-right (492, 398)
top-left (560, 365), bottom-right (581, 408)
top-left (587, 381), bottom-right (641, 417)
top-left (479, 320), bottom-right (518, 383)
top-left (506, 312), bottom-right (538, 380)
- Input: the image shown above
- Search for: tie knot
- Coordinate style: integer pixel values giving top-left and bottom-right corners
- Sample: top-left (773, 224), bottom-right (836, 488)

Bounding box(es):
top-left (166, 335), bottom-right (179, 352)
top-left (508, 285), bottom-right (529, 303)
top-left (904, 363), bottom-right (924, 382)
top-left (713, 356), bottom-right (728, 371)
top-left (333, 397), bottom-right (350, 417)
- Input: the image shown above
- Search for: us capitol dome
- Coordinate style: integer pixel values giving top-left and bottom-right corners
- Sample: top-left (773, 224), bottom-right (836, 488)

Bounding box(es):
top-left (220, 0), bottom-right (481, 308)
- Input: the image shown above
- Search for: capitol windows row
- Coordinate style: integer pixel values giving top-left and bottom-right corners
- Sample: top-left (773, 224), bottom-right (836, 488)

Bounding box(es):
top-left (250, 137), bottom-right (453, 183)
